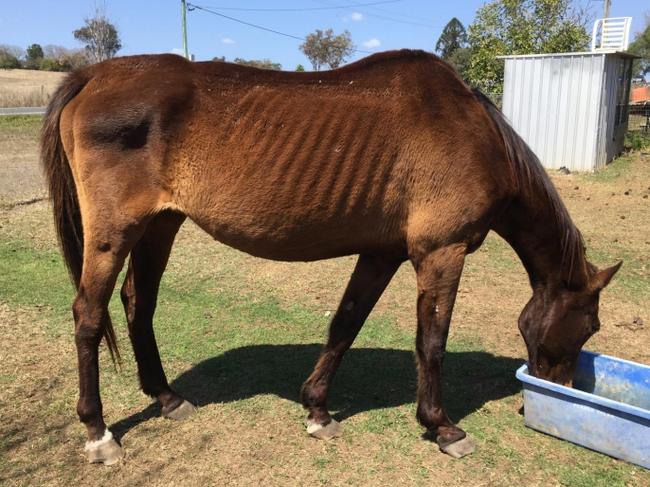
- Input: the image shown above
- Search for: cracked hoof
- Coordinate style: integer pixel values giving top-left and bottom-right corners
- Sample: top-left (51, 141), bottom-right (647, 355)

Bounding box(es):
top-left (84, 430), bottom-right (123, 465)
top-left (306, 418), bottom-right (342, 440)
top-left (163, 400), bottom-right (197, 420)
top-left (439, 436), bottom-right (476, 459)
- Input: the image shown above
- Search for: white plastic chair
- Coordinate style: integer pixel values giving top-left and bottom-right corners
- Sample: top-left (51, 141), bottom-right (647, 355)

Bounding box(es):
top-left (591, 17), bottom-right (632, 52)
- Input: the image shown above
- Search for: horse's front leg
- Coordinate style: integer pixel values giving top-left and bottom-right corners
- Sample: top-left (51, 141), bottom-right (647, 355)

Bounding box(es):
top-left (411, 243), bottom-right (474, 458)
top-left (300, 254), bottom-right (403, 439)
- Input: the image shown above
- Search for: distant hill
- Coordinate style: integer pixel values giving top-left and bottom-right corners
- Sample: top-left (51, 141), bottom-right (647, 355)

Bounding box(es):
top-left (0, 69), bottom-right (66, 108)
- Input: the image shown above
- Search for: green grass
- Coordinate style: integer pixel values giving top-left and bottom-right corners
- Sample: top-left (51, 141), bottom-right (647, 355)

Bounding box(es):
top-left (624, 131), bottom-right (650, 152)
top-left (0, 114), bottom-right (43, 132)
top-left (585, 154), bottom-right (634, 183)
top-left (1, 234), bottom-right (648, 486)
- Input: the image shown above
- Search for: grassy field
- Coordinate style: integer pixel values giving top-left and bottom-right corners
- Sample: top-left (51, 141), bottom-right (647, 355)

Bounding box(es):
top-left (0, 116), bottom-right (649, 486)
top-left (0, 69), bottom-right (66, 107)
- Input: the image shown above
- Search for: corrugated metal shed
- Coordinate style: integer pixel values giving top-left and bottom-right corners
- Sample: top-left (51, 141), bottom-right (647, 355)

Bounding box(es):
top-left (500, 51), bottom-right (636, 172)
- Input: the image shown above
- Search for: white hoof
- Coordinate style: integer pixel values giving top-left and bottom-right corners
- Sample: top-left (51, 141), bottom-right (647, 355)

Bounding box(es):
top-left (163, 400), bottom-right (197, 420)
top-left (439, 436), bottom-right (476, 459)
top-left (306, 419), bottom-right (342, 440)
top-left (84, 430), bottom-right (123, 465)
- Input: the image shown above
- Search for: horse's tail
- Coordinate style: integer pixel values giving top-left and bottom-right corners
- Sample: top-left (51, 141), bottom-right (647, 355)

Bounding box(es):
top-left (41, 69), bottom-right (120, 364)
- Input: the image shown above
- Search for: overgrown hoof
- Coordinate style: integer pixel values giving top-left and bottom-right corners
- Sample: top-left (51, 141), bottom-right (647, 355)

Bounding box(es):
top-left (84, 430), bottom-right (123, 465)
top-left (438, 436), bottom-right (476, 459)
top-left (163, 399), bottom-right (197, 420)
top-left (306, 418), bottom-right (342, 440)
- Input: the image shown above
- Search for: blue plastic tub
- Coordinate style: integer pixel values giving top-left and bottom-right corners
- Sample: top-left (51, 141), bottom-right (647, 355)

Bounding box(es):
top-left (516, 350), bottom-right (650, 469)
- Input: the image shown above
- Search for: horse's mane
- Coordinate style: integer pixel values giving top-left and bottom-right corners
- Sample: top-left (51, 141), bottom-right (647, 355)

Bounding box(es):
top-left (474, 90), bottom-right (586, 286)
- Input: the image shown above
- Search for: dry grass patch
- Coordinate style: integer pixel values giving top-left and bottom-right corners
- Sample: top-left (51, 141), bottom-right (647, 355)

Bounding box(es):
top-left (0, 70), bottom-right (65, 108)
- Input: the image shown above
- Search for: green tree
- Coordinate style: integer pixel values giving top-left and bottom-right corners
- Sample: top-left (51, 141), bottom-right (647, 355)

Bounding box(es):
top-left (629, 15), bottom-right (650, 77)
top-left (74, 9), bottom-right (121, 64)
top-left (467, 0), bottom-right (590, 93)
top-left (300, 29), bottom-right (354, 71)
top-left (447, 47), bottom-right (471, 79)
top-left (296, 64), bottom-right (305, 72)
top-left (233, 58), bottom-right (282, 70)
top-left (26, 44), bottom-right (44, 67)
top-left (436, 18), bottom-right (468, 60)
top-left (0, 45), bottom-right (22, 69)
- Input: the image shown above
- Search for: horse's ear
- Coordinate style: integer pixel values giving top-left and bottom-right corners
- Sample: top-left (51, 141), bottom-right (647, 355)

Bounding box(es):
top-left (590, 261), bottom-right (622, 291)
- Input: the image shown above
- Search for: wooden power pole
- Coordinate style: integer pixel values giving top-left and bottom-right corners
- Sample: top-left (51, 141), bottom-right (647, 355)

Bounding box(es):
top-left (603, 0), bottom-right (611, 19)
top-left (181, 0), bottom-right (189, 59)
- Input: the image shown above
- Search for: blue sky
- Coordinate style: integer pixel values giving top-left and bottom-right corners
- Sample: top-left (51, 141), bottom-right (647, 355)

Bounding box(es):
top-left (1, 1), bottom-right (647, 69)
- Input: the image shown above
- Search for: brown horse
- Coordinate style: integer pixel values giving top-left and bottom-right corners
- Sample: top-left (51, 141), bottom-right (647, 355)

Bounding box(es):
top-left (41, 50), bottom-right (620, 464)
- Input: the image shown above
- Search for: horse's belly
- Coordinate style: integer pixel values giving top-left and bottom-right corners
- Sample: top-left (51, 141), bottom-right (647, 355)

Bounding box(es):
top-left (189, 205), bottom-right (400, 262)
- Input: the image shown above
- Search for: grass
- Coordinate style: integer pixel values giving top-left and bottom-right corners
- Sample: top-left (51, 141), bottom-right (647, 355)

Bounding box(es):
top-left (1, 225), bottom-right (648, 486)
top-left (0, 115), bottom-right (43, 132)
top-left (0, 121), bottom-right (649, 485)
top-left (585, 154), bottom-right (634, 183)
top-left (0, 69), bottom-right (65, 108)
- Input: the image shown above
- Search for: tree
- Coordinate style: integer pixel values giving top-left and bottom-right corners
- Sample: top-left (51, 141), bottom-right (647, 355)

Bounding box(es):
top-left (436, 18), bottom-right (468, 60)
top-left (300, 29), bottom-right (354, 71)
top-left (41, 45), bottom-right (88, 71)
top-left (447, 47), bottom-right (471, 79)
top-left (25, 43), bottom-right (44, 69)
top-left (628, 15), bottom-right (650, 77)
top-left (26, 44), bottom-right (44, 63)
top-left (74, 8), bottom-right (121, 64)
top-left (0, 45), bottom-right (22, 69)
top-left (233, 58), bottom-right (282, 70)
top-left (466, 0), bottom-right (590, 93)
top-left (295, 64), bottom-right (305, 72)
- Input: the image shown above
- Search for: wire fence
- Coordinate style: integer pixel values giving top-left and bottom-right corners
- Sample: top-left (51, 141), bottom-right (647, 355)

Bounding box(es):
top-left (628, 102), bottom-right (650, 133)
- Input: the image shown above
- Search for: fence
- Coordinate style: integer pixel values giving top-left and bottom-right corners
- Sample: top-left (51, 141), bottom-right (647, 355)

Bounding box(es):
top-left (627, 102), bottom-right (650, 133)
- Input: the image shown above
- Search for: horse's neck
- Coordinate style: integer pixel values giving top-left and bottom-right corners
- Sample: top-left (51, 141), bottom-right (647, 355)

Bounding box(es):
top-left (495, 185), bottom-right (589, 290)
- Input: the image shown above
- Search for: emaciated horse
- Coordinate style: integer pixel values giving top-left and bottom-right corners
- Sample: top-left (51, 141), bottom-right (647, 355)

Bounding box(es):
top-left (41, 50), bottom-right (621, 464)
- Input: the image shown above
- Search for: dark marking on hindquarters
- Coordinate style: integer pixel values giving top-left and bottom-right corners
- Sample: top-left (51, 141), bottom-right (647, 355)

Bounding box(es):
top-left (86, 115), bottom-right (151, 150)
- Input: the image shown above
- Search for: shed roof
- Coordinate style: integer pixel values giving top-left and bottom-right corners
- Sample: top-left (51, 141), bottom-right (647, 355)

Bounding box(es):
top-left (497, 51), bottom-right (639, 60)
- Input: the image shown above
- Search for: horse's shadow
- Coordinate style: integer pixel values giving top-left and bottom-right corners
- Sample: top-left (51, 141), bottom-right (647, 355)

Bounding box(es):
top-left (111, 344), bottom-right (523, 439)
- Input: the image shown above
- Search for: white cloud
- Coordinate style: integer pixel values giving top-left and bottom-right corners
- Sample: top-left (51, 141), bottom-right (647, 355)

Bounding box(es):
top-left (343, 11), bottom-right (363, 22)
top-left (171, 48), bottom-right (184, 55)
top-left (362, 38), bottom-right (381, 49)
top-left (221, 37), bottom-right (235, 45)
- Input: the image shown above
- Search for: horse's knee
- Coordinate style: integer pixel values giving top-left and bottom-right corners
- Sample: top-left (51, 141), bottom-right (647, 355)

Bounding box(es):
top-left (72, 292), bottom-right (104, 345)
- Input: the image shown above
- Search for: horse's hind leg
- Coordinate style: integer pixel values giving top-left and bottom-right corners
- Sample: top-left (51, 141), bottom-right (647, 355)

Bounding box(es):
top-left (411, 243), bottom-right (475, 458)
top-left (120, 211), bottom-right (196, 419)
top-left (300, 254), bottom-right (403, 439)
top-left (74, 218), bottom-right (150, 465)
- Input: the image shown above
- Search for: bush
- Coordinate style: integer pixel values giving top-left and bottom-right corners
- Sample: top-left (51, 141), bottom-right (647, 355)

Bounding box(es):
top-left (624, 132), bottom-right (650, 151)
top-left (38, 58), bottom-right (68, 72)
top-left (0, 53), bottom-right (21, 69)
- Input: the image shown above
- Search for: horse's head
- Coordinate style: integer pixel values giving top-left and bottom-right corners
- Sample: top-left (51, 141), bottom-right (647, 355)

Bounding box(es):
top-left (518, 261), bottom-right (622, 386)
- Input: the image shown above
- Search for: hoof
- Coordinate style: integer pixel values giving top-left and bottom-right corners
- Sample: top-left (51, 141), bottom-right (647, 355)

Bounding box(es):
top-left (306, 418), bottom-right (342, 440)
top-left (439, 436), bottom-right (476, 459)
top-left (84, 430), bottom-right (123, 465)
top-left (163, 400), bottom-right (197, 420)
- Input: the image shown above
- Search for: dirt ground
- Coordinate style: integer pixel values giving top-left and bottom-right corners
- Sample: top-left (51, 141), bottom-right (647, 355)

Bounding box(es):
top-left (0, 118), bottom-right (649, 486)
top-left (0, 69), bottom-right (66, 107)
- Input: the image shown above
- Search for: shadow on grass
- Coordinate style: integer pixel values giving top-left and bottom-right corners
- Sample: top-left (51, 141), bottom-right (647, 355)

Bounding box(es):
top-left (111, 345), bottom-right (523, 439)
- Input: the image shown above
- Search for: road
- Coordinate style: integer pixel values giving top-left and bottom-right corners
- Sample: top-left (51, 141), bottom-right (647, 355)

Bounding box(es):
top-left (0, 107), bottom-right (46, 116)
